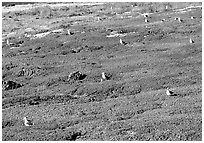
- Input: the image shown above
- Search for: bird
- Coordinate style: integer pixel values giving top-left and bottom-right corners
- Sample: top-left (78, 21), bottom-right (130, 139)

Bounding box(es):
top-left (101, 72), bottom-right (108, 82)
top-left (67, 29), bottom-right (74, 35)
top-left (102, 72), bottom-right (107, 80)
top-left (120, 38), bottom-right (128, 45)
top-left (189, 38), bottom-right (194, 43)
top-left (161, 19), bottom-right (166, 22)
top-left (143, 14), bottom-right (148, 18)
top-left (178, 17), bottom-right (182, 22)
top-left (144, 19), bottom-right (149, 23)
top-left (23, 117), bottom-right (34, 126)
top-left (6, 39), bottom-right (10, 45)
top-left (191, 16), bottom-right (195, 19)
top-left (97, 17), bottom-right (102, 21)
top-left (166, 87), bottom-right (174, 96)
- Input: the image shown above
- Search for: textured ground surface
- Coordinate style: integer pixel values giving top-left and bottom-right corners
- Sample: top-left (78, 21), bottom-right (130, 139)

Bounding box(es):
top-left (2, 2), bottom-right (202, 141)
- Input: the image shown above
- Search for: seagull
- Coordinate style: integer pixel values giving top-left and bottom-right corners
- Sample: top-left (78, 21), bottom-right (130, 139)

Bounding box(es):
top-left (143, 14), bottom-right (148, 18)
top-left (120, 38), bottom-right (127, 45)
top-left (191, 16), bottom-right (195, 19)
top-left (67, 29), bottom-right (74, 35)
top-left (102, 72), bottom-right (107, 79)
top-left (97, 17), bottom-right (102, 21)
top-left (6, 39), bottom-right (10, 45)
top-left (161, 19), bottom-right (166, 22)
top-left (23, 117), bottom-right (34, 126)
top-left (144, 19), bottom-right (149, 23)
top-left (101, 72), bottom-right (108, 82)
top-left (166, 87), bottom-right (174, 96)
top-left (67, 29), bottom-right (71, 35)
top-left (189, 38), bottom-right (194, 43)
top-left (178, 17), bottom-right (182, 22)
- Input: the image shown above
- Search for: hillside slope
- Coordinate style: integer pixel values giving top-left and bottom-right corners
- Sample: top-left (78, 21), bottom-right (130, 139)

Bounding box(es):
top-left (2, 2), bottom-right (202, 141)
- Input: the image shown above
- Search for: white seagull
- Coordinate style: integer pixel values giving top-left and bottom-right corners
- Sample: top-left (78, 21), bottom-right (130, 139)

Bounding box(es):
top-left (120, 38), bottom-right (127, 45)
top-left (143, 13), bottom-right (149, 18)
top-left (144, 19), bottom-right (149, 23)
top-left (97, 17), bottom-right (102, 21)
top-left (101, 72), bottom-right (108, 82)
top-left (23, 117), bottom-right (34, 126)
top-left (161, 19), bottom-right (166, 22)
top-left (178, 17), bottom-right (182, 22)
top-left (67, 29), bottom-right (71, 35)
top-left (191, 16), bottom-right (195, 19)
top-left (67, 29), bottom-right (74, 35)
top-left (166, 87), bottom-right (174, 96)
top-left (189, 38), bottom-right (194, 43)
top-left (6, 39), bottom-right (10, 45)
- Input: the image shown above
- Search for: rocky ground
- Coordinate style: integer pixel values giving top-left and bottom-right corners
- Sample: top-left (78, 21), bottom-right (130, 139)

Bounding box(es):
top-left (2, 2), bottom-right (202, 141)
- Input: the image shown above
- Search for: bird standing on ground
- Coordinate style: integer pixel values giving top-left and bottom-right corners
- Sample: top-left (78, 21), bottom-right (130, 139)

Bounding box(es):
top-left (120, 38), bottom-right (127, 45)
top-left (189, 38), bottom-right (194, 43)
top-left (67, 29), bottom-right (71, 35)
top-left (101, 72), bottom-right (108, 82)
top-left (23, 117), bottom-right (34, 126)
top-left (166, 88), bottom-right (174, 96)
top-left (144, 14), bottom-right (148, 18)
top-left (67, 29), bottom-right (74, 35)
top-left (191, 16), bottom-right (195, 19)
top-left (178, 17), bottom-right (182, 22)
top-left (174, 17), bottom-right (182, 22)
top-left (144, 19), bottom-right (149, 23)
top-left (6, 39), bottom-right (10, 45)
top-left (161, 19), bottom-right (166, 22)
top-left (97, 17), bottom-right (102, 21)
